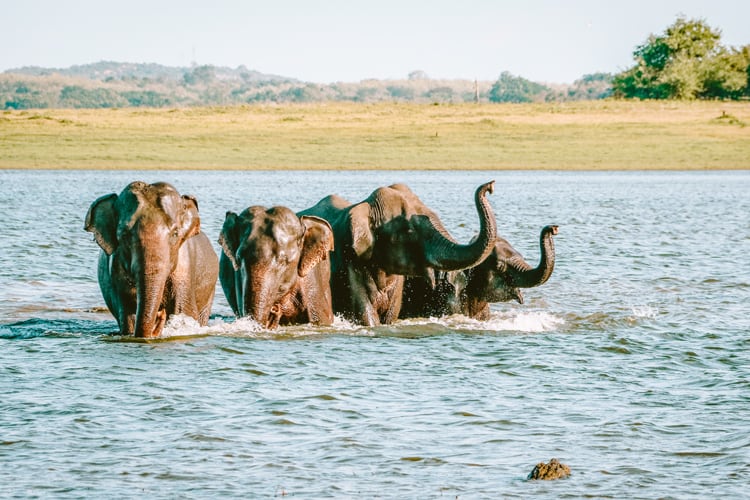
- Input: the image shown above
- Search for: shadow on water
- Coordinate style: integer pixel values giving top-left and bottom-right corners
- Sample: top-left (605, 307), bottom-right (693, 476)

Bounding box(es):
top-left (0, 317), bottom-right (118, 340)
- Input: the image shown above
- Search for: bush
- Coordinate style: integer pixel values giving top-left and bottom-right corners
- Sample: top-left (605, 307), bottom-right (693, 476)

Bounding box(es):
top-left (120, 90), bottom-right (172, 107)
top-left (59, 86), bottom-right (127, 108)
top-left (489, 72), bottom-right (548, 103)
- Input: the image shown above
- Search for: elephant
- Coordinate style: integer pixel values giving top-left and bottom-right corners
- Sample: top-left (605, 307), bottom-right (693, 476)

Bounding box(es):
top-left (400, 225), bottom-right (558, 320)
top-left (218, 205), bottom-right (335, 329)
top-left (84, 181), bottom-right (219, 338)
top-left (299, 181), bottom-right (497, 326)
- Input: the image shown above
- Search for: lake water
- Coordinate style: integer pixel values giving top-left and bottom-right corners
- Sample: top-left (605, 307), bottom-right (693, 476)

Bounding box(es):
top-left (1, 169), bottom-right (748, 498)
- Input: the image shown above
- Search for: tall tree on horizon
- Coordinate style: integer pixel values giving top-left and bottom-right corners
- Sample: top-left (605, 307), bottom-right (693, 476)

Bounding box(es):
top-left (613, 16), bottom-right (749, 99)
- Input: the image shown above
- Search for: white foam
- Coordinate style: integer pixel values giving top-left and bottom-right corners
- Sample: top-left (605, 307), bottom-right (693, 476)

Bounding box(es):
top-left (159, 314), bottom-right (265, 339)
top-left (156, 309), bottom-right (565, 340)
top-left (630, 305), bottom-right (659, 319)
top-left (158, 313), bottom-right (370, 339)
top-left (398, 310), bottom-right (565, 333)
top-left (473, 310), bottom-right (564, 333)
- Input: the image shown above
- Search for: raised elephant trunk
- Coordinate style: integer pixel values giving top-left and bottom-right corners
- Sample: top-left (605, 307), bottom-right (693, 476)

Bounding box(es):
top-left (423, 181), bottom-right (497, 271)
top-left (507, 225), bottom-right (558, 288)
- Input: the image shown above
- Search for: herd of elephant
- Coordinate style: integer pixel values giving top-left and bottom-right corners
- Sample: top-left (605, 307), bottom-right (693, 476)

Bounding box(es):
top-left (84, 180), bottom-right (557, 338)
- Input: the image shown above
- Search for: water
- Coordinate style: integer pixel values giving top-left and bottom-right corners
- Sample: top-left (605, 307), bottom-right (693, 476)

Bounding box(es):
top-left (1, 170), bottom-right (749, 498)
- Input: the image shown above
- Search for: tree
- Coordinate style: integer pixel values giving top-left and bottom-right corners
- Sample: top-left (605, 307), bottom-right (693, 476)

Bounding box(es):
top-left (120, 90), bottom-right (172, 107)
top-left (613, 17), bottom-right (748, 99)
top-left (488, 71), bottom-right (548, 103)
top-left (182, 65), bottom-right (216, 86)
top-left (278, 84), bottom-right (323, 103)
top-left (700, 45), bottom-right (750, 99)
top-left (59, 86), bottom-right (127, 108)
top-left (386, 85), bottom-right (415, 101)
top-left (567, 73), bottom-right (613, 100)
top-left (425, 86), bottom-right (454, 103)
top-left (408, 70), bottom-right (429, 81)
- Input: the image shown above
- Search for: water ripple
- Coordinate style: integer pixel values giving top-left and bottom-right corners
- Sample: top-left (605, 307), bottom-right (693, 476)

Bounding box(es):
top-left (2, 170), bottom-right (749, 498)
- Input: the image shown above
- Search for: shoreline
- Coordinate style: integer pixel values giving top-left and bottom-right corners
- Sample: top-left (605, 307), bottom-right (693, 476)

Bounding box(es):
top-left (2, 166), bottom-right (748, 171)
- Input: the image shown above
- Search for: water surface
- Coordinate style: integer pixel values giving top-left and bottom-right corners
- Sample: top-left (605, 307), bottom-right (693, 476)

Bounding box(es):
top-left (1, 170), bottom-right (749, 498)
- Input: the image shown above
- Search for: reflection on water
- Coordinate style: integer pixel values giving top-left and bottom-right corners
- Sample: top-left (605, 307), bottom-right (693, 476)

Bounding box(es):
top-left (1, 170), bottom-right (749, 497)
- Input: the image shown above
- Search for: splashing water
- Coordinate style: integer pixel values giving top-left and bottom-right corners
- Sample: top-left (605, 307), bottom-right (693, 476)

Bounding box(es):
top-left (483, 309), bottom-right (565, 332)
top-left (158, 313), bottom-right (372, 340)
top-left (155, 309), bottom-right (565, 341)
top-left (395, 310), bottom-right (565, 334)
top-left (630, 304), bottom-right (659, 319)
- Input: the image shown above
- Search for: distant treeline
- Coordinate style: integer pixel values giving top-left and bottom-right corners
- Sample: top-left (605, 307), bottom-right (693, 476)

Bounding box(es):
top-left (2, 17), bottom-right (747, 110)
top-left (0, 62), bottom-right (611, 109)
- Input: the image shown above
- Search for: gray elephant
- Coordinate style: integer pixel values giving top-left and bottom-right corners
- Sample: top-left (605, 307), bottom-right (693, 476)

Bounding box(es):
top-left (299, 181), bottom-right (497, 326)
top-left (218, 206), bottom-right (335, 329)
top-left (84, 181), bottom-right (219, 338)
top-left (400, 225), bottom-right (558, 320)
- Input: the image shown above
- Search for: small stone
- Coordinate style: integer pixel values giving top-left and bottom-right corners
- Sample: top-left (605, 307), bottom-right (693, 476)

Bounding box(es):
top-left (527, 458), bottom-right (571, 480)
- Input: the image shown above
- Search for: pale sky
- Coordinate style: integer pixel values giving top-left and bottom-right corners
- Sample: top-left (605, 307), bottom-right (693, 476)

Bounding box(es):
top-left (3, 0), bottom-right (748, 83)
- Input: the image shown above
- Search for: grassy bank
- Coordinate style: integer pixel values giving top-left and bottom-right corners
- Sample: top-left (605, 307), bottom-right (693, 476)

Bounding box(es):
top-left (1, 101), bottom-right (748, 170)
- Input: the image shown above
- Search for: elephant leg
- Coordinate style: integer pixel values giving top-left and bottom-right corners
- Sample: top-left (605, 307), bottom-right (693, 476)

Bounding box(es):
top-left (346, 266), bottom-right (381, 326)
top-left (381, 275), bottom-right (404, 325)
top-left (121, 313), bottom-right (136, 336)
top-left (98, 252), bottom-right (136, 335)
top-left (198, 287), bottom-right (215, 326)
top-left (301, 276), bottom-right (334, 326)
top-left (112, 274), bottom-right (137, 336)
top-left (219, 254), bottom-right (240, 316)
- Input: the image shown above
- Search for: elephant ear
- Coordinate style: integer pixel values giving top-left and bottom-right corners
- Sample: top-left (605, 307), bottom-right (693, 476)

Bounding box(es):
top-left (348, 203), bottom-right (374, 260)
top-left (84, 193), bottom-right (118, 256)
top-left (180, 195), bottom-right (201, 241)
top-left (298, 216), bottom-right (334, 277)
top-left (218, 211), bottom-right (242, 271)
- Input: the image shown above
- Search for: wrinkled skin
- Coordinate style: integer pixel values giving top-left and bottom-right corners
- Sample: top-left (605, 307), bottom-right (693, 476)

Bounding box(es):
top-left (401, 225), bottom-right (558, 320)
top-left (299, 182), bottom-right (497, 326)
top-left (218, 206), bottom-right (335, 329)
top-left (85, 181), bottom-right (219, 338)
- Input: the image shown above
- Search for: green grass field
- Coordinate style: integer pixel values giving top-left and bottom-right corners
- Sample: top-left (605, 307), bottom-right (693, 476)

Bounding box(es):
top-left (1, 101), bottom-right (748, 170)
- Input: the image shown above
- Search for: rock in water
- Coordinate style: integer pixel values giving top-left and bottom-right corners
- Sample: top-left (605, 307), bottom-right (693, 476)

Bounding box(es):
top-left (527, 458), bottom-right (571, 480)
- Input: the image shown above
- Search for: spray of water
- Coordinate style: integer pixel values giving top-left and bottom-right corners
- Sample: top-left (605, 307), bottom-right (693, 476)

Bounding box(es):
top-left (157, 309), bottom-right (565, 340)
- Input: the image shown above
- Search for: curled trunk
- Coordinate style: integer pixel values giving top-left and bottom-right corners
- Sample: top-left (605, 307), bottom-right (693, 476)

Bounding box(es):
top-left (423, 181), bottom-right (497, 271)
top-left (507, 225), bottom-right (558, 288)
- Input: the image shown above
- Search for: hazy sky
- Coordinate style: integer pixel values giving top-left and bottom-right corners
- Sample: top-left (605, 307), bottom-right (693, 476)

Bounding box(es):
top-left (3, 0), bottom-right (748, 83)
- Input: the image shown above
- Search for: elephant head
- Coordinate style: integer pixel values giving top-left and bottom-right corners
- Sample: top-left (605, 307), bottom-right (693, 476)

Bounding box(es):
top-left (301, 181), bottom-right (496, 325)
top-left (85, 181), bottom-right (208, 338)
top-left (401, 224), bottom-right (558, 320)
top-left (349, 181), bottom-right (497, 278)
top-left (218, 206), bottom-right (334, 328)
top-left (467, 224), bottom-right (558, 305)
